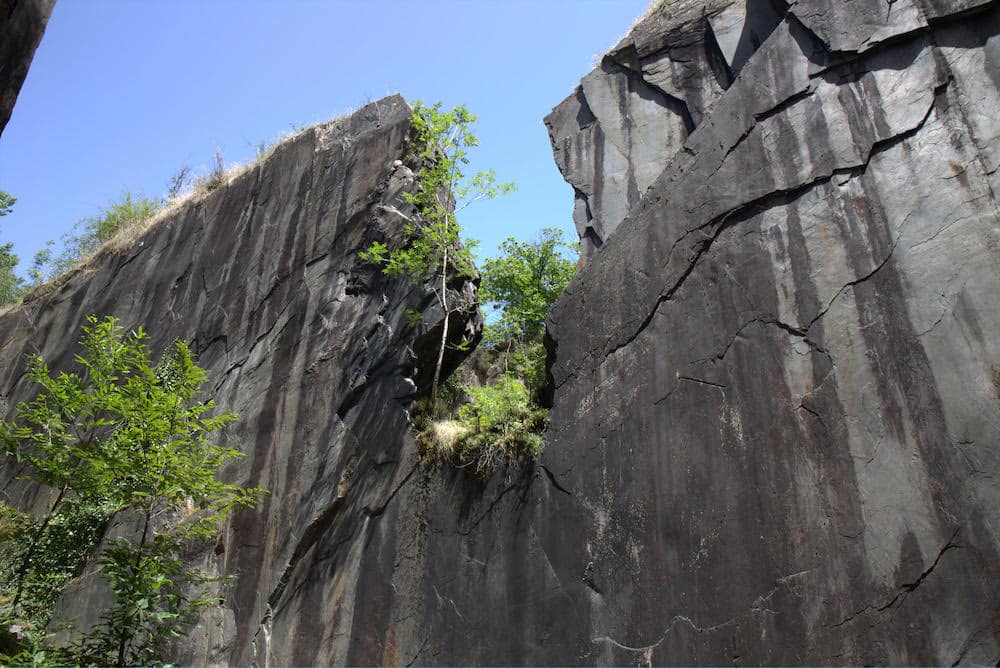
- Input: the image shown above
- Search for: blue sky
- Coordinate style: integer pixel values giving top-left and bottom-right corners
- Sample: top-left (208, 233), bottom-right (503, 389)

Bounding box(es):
top-left (0, 0), bottom-right (648, 274)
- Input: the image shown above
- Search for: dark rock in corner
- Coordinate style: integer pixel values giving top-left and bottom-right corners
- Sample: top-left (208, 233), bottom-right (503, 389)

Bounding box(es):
top-left (0, 0), bottom-right (56, 137)
top-left (542, 0), bottom-right (1000, 664)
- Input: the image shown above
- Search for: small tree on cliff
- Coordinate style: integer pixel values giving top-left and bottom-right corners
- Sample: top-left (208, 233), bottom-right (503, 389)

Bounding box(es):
top-left (480, 227), bottom-right (578, 345)
top-left (0, 191), bottom-right (21, 308)
top-left (361, 101), bottom-right (514, 411)
top-left (0, 315), bottom-right (262, 666)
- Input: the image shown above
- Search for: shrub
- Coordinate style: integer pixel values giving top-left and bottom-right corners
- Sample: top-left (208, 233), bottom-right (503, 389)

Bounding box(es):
top-left (198, 148), bottom-right (227, 193)
top-left (0, 316), bottom-right (262, 666)
top-left (52, 192), bottom-right (162, 274)
top-left (423, 375), bottom-right (546, 477)
top-left (361, 101), bottom-right (513, 410)
top-left (479, 228), bottom-right (577, 344)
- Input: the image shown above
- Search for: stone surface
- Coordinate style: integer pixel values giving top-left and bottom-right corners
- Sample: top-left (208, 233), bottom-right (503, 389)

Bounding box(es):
top-left (3, 0), bottom-right (1000, 665)
top-left (539, 0), bottom-right (1000, 664)
top-left (0, 0), bottom-right (56, 137)
top-left (0, 96), bottom-right (483, 666)
top-left (544, 0), bottom-right (783, 261)
top-left (234, 2), bottom-right (1000, 664)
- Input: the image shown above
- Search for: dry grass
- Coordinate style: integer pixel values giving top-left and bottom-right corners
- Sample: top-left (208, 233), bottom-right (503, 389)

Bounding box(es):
top-left (6, 97), bottom-right (389, 315)
top-left (424, 420), bottom-right (471, 459)
top-left (16, 119), bottom-right (343, 305)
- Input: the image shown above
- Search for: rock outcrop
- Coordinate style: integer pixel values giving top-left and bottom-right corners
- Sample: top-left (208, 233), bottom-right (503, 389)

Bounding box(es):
top-left (542, 0), bottom-right (1000, 664)
top-left (0, 96), bottom-right (482, 666)
top-left (2, 1), bottom-right (1000, 665)
top-left (0, 0), bottom-right (56, 136)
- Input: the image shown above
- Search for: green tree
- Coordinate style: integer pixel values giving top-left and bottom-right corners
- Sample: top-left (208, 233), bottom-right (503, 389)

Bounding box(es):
top-left (0, 191), bottom-right (22, 308)
top-left (0, 315), bottom-right (261, 666)
top-left (0, 243), bottom-right (21, 308)
top-left (24, 241), bottom-right (53, 291)
top-left (480, 227), bottom-right (577, 344)
top-left (361, 101), bottom-right (514, 410)
top-left (0, 191), bottom-right (14, 217)
top-left (52, 192), bottom-right (161, 275)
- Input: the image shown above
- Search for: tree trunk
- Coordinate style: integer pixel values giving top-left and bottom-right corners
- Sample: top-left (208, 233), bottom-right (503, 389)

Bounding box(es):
top-left (431, 247), bottom-right (450, 416)
top-left (116, 506), bottom-right (152, 667)
top-left (10, 483), bottom-right (68, 611)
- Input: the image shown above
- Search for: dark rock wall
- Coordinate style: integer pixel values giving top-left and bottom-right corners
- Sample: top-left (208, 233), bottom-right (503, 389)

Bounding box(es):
top-left (540, 0), bottom-right (1000, 664)
top-left (247, 3), bottom-right (1000, 665)
top-left (0, 96), bottom-right (481, 666)
top-left (0, 0), bottom-right (55, 136)
top-left (1, 1), bottom-right (998, 665)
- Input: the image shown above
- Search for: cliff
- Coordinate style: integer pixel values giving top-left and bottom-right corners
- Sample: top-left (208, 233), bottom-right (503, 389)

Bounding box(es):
top-left (542, 0), bottom-right (1000, 664)
top-left (0, 0), bottom-right (55, 136)
top-left (0, 96), bottom-right (483, 665)
top-left (2, 0), bottom-right (999, 665)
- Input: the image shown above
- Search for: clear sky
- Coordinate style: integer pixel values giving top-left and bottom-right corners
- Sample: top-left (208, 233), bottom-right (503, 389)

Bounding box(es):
top-left (0, 0), bottom-right (649, 274)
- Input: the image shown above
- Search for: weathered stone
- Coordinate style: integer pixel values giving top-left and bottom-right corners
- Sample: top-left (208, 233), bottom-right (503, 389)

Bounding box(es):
top-left (539, 0), bottom-right (1000, 664)
top-left (544, 0), bottom-right (782, 260)
top-left (0, 96), bottom-right (483, 665)
top-left (0, 0), bottom-right (56, 136)
top-left (3, 0), bottom-right (1000, 664)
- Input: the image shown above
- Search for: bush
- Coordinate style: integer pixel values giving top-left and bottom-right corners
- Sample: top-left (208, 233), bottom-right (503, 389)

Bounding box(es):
top-left (479, 228), bottom-right (577, 344)
top-left (0, 316), bottom-right (262, 666)
top-left (52, 192), bottom-right (162, 274)
top-left (422, 375), bottom-right (546, 477)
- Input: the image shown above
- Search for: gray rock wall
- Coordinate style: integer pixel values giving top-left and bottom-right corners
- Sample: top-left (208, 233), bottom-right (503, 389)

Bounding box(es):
top-left (2, 1), bottom-right (999, 664)
top-left (0, 96), bottom-right (482, 666)
top-left (0, 0), bottom-right (56, 136)
top-left (237, 3), bottom-right (1000, 664)
top-left (540, 0), bottom-right (1000, 663)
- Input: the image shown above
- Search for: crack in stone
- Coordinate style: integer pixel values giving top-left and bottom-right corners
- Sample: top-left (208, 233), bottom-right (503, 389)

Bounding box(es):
top-left (457, 483), bottom-right (523, 536)
top-left (592, 570), bottom-right (812, 663)
top-left (540, 464), bottom-right (573, 496)
top-left (828, 527), bottom-right (962, 628)
top-left (592, 79), bottom-right (941, 374)
top-left (678, 375), bottom-right (727, 390)
top-left (364, 462), bottom-right (420, 519)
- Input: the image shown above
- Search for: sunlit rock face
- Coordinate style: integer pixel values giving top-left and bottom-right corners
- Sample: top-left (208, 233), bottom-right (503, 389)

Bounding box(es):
top-left (0, 0), bottom-right (56, 136)
top-left (2, 0), bottom-right (1000, 664)
top-left (0, 96), bottom-right (483, 666)
top-left (542, 0), bottom-right (1000, 664)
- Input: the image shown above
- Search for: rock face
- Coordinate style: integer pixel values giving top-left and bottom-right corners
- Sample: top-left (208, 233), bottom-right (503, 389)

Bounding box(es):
top-left (545, 0), bottom-right (783, 260)
top-left (3, 1), bottom-right (1000, 665)
top-left (0, 96), bottom-right (483, 666)
top-left (0, 0), bottom-right (56, 136)
top-left (541, 0), bottom-right (1000, 664)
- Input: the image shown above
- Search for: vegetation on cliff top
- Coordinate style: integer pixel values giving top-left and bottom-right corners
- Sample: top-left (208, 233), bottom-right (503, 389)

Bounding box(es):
top-left (360, 102), bottom-right (578, 477)
top-left (360, 100), bottom-right (515, 411)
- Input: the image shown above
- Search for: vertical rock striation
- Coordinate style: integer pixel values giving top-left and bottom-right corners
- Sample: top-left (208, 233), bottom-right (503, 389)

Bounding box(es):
top-left (0, 0), bottom-right (56, 136)
top-left (2, 1), bottom-right (1000, 664)
top-left (0, 96), bottom-right (482, 666)
top-left (541, 0), bottom-right (1000, 664)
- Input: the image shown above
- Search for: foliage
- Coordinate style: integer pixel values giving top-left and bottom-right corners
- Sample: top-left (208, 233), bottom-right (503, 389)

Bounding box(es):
top-left (0, 191), bottom-right (20, 308)
top-left (0, 242), bottom-right (21, 309)
top-left (0, 498), bottom-right (111, 639)
top-left (0, 315), bottom-right (262, 666)
top-left (24, 242), bottom-right (53, 292)
top-left (51, 192), bottom-right (162, 275)
top-left (480, 227), bottom-right (577, 344)
top-left (0, 192), bottom-right (13, 217)
top-left (360, 101), bottom-right (514, 407)
top-left (425, 375), bottom-right (546, 477)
